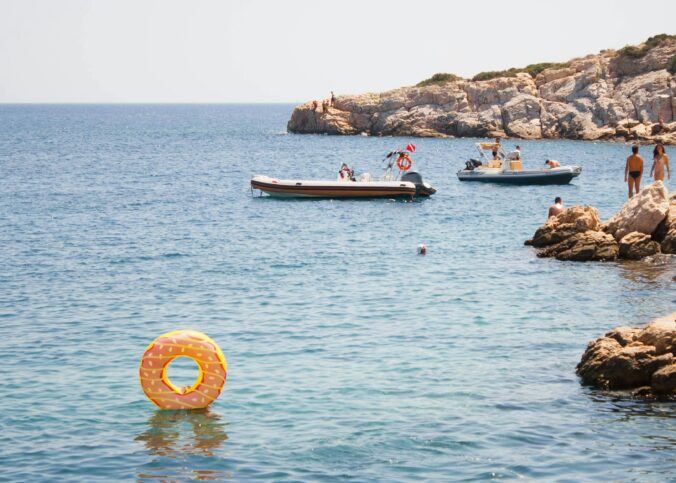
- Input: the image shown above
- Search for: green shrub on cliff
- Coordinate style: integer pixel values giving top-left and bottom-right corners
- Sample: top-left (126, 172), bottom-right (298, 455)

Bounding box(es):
top-left (416, 73), bottom-right (462, 87)
top-left (472, 68), bottom-right (519, 81)
top-left (668, 55), bottom-right (676, 74)
top-left (523, 62), bottom-right (570, 77)
top-left (618, 33), bottom-right (676, 58)
top-left (618, 44), bottom-right (647, 58)
top-left (472, 62), bottom-right (570, 81)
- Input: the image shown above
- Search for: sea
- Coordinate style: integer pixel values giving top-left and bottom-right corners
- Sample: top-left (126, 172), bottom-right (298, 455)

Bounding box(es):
top-left (0, 104), bottom-right (674, 482)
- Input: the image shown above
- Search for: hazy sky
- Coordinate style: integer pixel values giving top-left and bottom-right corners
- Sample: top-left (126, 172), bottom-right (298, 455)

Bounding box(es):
top-left (1, 0), bottom-right (674, 103)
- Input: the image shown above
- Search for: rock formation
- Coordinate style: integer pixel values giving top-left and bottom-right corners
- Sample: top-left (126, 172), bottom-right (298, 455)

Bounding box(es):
top-left (288, 36), bottom-right (676, 143)
top-left (618, 232), bottom-right (661, 260)
top-left (653, 190), bottom-right (676, 252)
top-left (525, 181), bottom-right (676, 261)
top-left (602, 182), bottom-right (670, 240)
top-left (577, 312), bottom-right (676, 396)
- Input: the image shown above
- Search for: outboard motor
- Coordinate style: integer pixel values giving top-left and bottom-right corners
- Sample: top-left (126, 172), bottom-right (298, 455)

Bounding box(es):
top-left (401, 171), bottom-right (437, 196)
top-left (465, 159), bottom-right (482, 170)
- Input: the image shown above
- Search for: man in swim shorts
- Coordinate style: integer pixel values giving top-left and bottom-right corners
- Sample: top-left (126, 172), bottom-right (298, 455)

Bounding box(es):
top-left (624, 145), bottom-right (644, 198)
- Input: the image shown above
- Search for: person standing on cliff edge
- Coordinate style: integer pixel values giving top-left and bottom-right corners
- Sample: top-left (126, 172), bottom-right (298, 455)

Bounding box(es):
top-left (330, 91), bottom-right (336, 107)
top-left (625, 145), bottom-right (644, 198)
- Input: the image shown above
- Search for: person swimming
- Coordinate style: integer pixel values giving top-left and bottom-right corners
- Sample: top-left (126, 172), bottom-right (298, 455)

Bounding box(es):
top-left (624, 145), bottom-right (644, 198)
top-left (650, 143), bottom-right (670, 182)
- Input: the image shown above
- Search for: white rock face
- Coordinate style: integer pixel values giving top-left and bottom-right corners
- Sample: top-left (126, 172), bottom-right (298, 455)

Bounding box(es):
top-left (288, 38), bottom-right (676, 143)
top-left (603, 181), bottom-right (670, 240)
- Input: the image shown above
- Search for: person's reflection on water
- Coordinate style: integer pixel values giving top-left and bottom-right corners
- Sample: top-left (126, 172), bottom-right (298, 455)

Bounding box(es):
top-left (135, 409), bottom-right (230, 481)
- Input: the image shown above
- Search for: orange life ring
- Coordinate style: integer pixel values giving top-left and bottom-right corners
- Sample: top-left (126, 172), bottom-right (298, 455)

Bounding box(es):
top-left (139, 330), bottom-right (227, 410)
top-left (397, 154), bottom-right (412, 171)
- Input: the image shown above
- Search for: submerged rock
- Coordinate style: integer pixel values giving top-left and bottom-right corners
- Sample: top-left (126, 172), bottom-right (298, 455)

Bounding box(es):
top-left (577, 312), bottom-right (676, 396)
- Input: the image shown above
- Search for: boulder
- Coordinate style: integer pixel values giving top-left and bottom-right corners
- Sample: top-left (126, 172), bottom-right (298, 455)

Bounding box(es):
top-left (652, 192), bottom-right (676, 254)
top-left (618, 231), bottom-right (661, 259)
top-left (652, 364), bottom-right (676, 394)
top-left (661, 229), bottom-right (676, 254)
top-left (577, 312), bottom-right (676, 395)
top-left (536, 230), bottom-right (618, 261)
top-left (525, 206), bottom-right (601, 247)
top-left (603, 181), bottom-right (670, 240)
top-left (637, 313), bottom-right (676, 354)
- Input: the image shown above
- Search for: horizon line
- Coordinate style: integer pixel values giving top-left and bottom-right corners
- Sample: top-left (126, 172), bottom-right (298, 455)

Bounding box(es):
top-left (0, 101), bottom-right (302, 105)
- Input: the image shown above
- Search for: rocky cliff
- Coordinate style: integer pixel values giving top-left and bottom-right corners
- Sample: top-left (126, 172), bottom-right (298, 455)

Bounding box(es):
top-left (288, 36), bottom-right (676, 143)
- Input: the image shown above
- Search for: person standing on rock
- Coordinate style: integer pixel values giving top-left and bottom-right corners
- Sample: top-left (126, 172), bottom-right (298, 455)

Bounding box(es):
top-left (624, 145), bottom-right (644, 198)
top-left (331, 91), bottom-right (336, 106)
top-left (548, 197), bottom-right (565, 218)
top-left (650, 143), bottom-right (670, 182)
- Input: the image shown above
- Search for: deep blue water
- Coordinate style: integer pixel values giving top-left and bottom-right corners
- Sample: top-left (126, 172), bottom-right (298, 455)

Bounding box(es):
top-left (0, 104), bottom-right (674, 482)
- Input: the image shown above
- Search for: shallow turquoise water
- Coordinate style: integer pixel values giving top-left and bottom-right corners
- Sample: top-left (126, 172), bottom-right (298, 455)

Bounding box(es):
top-left (0, 104), bottom-right (674, 482)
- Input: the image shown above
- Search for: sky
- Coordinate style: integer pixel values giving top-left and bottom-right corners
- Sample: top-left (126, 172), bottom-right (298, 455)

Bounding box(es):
top-left (1, 0), bottom-right (674, 103)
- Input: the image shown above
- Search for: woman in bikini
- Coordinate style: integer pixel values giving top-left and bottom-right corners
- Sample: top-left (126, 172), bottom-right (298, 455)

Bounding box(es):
top-left (624, 145), bottom-right (644, 198)
top-left (650, 143), bottom-right (670, 182)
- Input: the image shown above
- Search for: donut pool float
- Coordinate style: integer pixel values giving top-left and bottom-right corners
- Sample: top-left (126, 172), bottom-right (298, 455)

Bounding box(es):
top-left (139, 330), bottom-right (227, 409)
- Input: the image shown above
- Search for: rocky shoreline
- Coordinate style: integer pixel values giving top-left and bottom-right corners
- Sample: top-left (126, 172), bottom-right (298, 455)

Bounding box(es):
top-left (525, 181), bottom-right (675, 261)
top-left (577, 312), bottom-right (676, 397)
top-left (288, 36), bottom-right (676, 144)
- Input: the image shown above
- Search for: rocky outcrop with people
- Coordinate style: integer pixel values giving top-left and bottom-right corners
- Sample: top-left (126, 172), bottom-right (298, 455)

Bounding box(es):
top-left (525, 181), bottom-right (675, 261)
top-left (577, 312), bottom-right (676, 397)
top-left (288, 35), bottom-right (676, 144)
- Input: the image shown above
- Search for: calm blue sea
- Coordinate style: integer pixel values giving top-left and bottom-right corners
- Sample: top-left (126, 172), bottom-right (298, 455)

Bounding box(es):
top-left (0, 104), bottom-right (674, 482)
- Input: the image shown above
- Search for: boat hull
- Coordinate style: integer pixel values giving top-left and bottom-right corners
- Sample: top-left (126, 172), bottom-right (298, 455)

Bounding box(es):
top-left (251, 176), bottom-right (418, 198)
top-left (457, 167), bottom-right (581, 185)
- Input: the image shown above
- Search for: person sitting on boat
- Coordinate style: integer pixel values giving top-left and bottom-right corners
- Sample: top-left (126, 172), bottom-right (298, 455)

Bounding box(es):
top-left (487, 149), bottom-right (502, 168)
top-left (338, 163), bottom-right (354, 182)
top-left (545, 159), bottom-right (560, 168)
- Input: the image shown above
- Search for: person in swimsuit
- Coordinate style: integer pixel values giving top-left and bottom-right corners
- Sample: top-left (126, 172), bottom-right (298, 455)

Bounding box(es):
top-left (545, 159), bottom-right (560, 168)
top-left (650, 143), bottom-right (670, 182)
top-left (624, 145), bottom-right (644, 198)
top-left (548, 197), bottom-right (565, 218)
